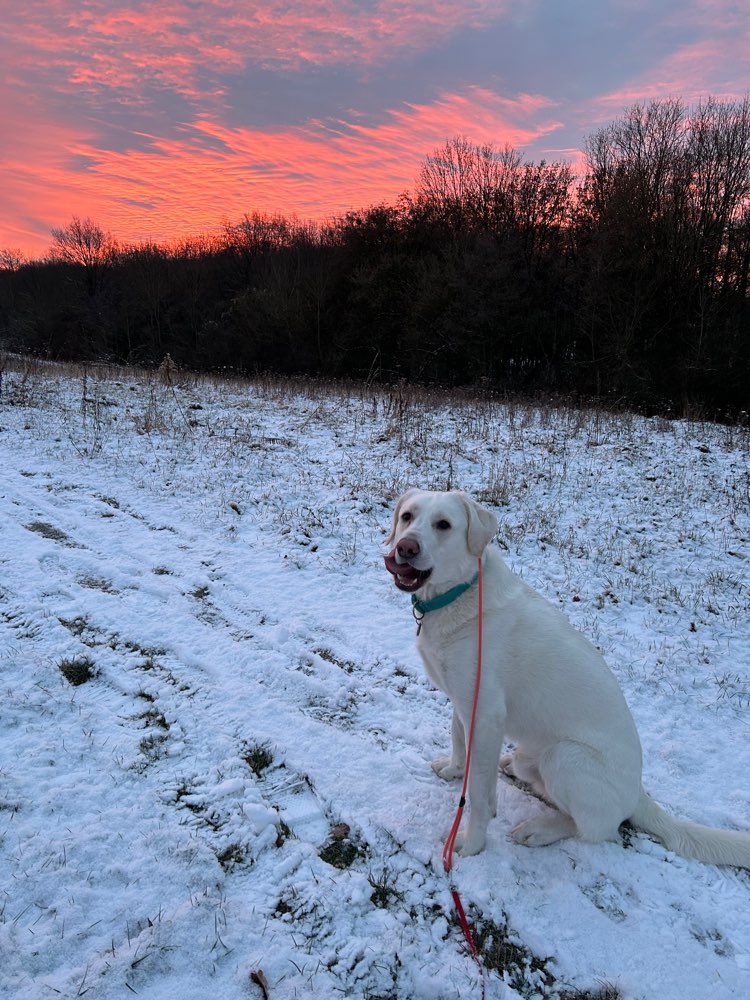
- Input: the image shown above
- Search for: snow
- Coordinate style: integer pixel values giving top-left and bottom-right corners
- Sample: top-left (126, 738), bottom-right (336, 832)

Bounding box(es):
top-left (0, 361), bottom-right (749, 1000)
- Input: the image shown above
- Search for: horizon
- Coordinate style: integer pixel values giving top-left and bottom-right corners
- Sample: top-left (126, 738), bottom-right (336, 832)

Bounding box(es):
top-left (1, 1), bottom-right (748, 260)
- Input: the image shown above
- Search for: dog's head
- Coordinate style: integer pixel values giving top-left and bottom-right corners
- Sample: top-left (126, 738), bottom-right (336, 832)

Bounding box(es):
top-left (384, 488), bottom-right (498, 593)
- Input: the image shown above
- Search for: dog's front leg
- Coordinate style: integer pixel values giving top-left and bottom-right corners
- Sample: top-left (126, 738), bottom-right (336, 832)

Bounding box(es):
top-left (431, 708), bottom-right (466, 780)
top-left (454, 710), bottom-right (504, 856)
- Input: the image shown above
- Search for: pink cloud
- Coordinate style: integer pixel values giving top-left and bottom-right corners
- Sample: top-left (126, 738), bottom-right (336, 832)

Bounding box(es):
top-left (0, 91), bottom-right (117, 253)
top-left (586, 6), bottom-right (749, 128)
top-left (7, 1), bottom-right (742, 258)
top-left (91, 86), bottom-right (561, 225)
top-left (0, 86), bottom-right (562, 256)
top-left (6, 1), bottom-right (513, 101)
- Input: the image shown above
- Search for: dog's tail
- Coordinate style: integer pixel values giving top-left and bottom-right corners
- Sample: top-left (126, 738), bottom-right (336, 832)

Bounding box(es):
top-left (630, 789), bottom-right (750, 869)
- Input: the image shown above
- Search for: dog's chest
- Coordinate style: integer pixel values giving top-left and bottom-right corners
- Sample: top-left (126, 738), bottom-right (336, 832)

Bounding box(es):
top-left (417, 640), bottom-right (447, 692)
top-left (417, 628), bottom-right (468, 697)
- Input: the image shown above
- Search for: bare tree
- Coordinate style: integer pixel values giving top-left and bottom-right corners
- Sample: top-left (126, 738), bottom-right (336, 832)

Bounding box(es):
top-left (49, 216), bottom-right (117, 296)
top-left (0, 248), bottom-right (26, 271)
top-left (584, 98), bottom-right (687, 222)
top-left (687, 96), bottom-right (750, 288)
top-left (580, 95), bottom-right (750, 404)
top-left (415, 137), bottom-right (522, 232)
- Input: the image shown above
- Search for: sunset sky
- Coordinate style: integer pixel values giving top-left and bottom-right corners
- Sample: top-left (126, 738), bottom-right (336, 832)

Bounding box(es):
top-left (2, 0), bottom-right (748, 260)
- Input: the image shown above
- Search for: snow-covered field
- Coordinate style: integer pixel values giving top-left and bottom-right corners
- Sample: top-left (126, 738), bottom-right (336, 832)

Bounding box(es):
top-left (1, 358), bottom-right (749, 1000)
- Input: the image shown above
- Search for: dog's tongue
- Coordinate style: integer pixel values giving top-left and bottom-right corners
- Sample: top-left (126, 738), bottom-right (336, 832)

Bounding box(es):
top-left (384, 550), bottom-right (419, 580)
top-left (384, 549), bottom-right (428, 592)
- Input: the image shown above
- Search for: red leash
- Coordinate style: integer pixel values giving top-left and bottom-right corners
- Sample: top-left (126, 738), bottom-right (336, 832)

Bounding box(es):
top-left (442, 556), bottom-right (486, 999)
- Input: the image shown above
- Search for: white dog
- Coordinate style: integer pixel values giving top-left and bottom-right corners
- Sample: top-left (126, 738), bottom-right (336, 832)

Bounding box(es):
top-left (385, 488), bottom-right (750, 865)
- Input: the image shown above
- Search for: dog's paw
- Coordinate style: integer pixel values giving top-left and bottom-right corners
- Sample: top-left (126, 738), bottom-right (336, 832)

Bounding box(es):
top-left (511, 819), bottom-right (548, 847)
top-left (453, 827), bottom-right (486, 857)
top-left (499, 754), bottom-right (515, 775)
top-left (431, 757), bottom-right (465, 780)
top-left (511, 815), bottom-right (575, 847)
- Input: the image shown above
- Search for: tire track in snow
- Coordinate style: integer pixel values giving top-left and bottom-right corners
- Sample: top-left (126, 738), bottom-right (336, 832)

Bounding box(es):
top-left (5, 442), bottom-right (748, 999)
top-left (2, 463), bottom-right (495, 999)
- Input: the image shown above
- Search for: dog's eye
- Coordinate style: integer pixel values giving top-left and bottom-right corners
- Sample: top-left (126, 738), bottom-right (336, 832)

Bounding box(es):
top-left (435, 519), bottom-right (451, 531)
top-left (401, 511), bottom-right (412, 522)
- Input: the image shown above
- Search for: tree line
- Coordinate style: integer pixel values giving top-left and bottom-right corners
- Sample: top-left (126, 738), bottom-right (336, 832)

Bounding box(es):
top-left (1, 96), bottom-right (749, 417)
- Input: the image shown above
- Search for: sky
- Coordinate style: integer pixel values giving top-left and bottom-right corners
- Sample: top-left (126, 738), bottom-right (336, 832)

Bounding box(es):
top-left (1, 0), bottom-right (748, 260)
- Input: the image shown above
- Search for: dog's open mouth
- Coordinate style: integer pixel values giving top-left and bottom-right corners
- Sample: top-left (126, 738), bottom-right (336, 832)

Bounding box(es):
top-left (384, 549), bottom-right (432, 592)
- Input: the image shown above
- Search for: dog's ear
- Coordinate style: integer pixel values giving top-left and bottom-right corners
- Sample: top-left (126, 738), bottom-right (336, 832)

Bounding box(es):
top-left (458, 494), bottom-right (498, 556)
top-left (385, 488), bottom-right (419, 546)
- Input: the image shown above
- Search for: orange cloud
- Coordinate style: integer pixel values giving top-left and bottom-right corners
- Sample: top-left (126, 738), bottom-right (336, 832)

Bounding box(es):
top-left (0, 86), bottom-right (561, 256)
top-left (0, 91), bottom-right (113, 255)
top-left (7, 1), bottom-right (742, 259)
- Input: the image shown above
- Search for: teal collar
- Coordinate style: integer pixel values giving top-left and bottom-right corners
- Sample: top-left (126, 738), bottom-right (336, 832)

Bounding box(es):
top-left (411, 572), bottom-right (479, 618)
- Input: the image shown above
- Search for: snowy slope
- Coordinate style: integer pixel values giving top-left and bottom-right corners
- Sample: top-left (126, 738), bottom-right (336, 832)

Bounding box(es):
top-left (0, 360), bottom-right (748, 1000)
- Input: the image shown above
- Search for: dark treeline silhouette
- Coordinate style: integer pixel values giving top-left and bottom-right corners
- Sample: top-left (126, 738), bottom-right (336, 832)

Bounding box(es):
top-left (2, 97), bottom-right (749, 418)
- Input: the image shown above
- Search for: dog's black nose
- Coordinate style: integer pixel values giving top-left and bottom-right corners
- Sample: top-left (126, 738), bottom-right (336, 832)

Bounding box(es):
top-left (397, 536), bottom-right (420, 559)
